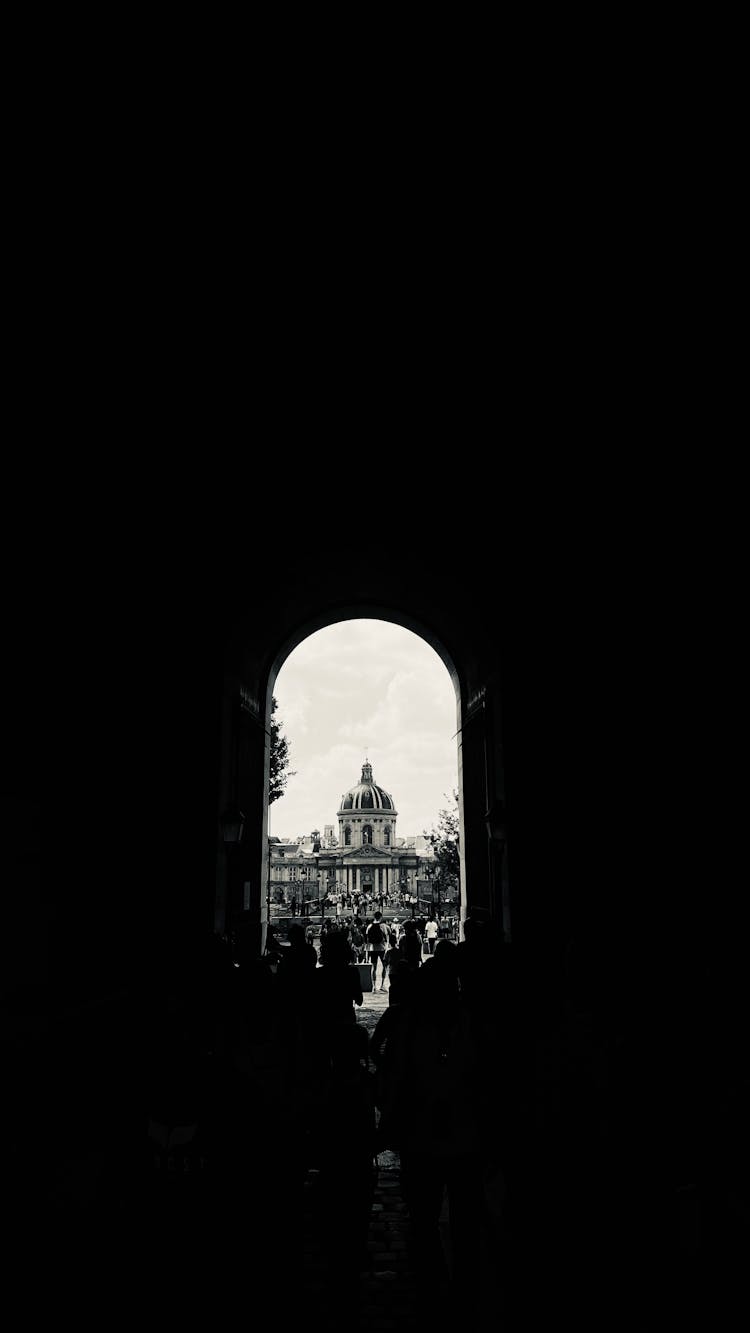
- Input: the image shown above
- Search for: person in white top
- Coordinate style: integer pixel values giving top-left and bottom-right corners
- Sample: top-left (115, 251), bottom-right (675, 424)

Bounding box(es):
top-left (424, 917), bottom-right (439, 955)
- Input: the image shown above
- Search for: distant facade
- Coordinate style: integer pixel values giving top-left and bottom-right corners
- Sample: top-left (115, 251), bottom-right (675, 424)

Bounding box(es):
top-left (268, 759), bottom-right (442, 912)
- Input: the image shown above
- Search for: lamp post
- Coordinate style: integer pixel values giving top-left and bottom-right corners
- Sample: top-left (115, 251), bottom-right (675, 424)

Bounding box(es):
top-left (422, 863), bottom-right (433, 914)
top-left (219, 803), bottom-right (245, 846)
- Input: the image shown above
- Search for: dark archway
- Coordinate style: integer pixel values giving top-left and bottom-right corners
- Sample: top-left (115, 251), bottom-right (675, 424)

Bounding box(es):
top-left (217, 596), bottom-right (508, 959)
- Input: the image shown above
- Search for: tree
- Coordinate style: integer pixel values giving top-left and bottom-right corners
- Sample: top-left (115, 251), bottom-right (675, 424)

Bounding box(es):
top-left (423, 790), bottom-right (460, 901)
top-left (269, 696), bottom-right (296, 804)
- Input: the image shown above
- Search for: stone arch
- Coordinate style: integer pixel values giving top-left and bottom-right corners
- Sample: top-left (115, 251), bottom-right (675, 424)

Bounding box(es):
top-left (218, 600), bottom-right (507, 956)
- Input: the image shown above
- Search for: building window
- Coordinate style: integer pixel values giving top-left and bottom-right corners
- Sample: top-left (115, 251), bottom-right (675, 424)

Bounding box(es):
top-left (344, 826), bottom-right (352, 846)
top-left (362, 825), bottom-right (373, 844)
top-left (384, 827), bottom-right (390, 846)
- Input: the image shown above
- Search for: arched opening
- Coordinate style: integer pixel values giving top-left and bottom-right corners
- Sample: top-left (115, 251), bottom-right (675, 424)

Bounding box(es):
top-left (208, 609), bottom-right (509, 1323)
top-left (214, 585), bottom-right (509, 985)
top-left (33, 542), bottom-right (673, 1328)
top-left (255, 613), bottom-right (467, 955)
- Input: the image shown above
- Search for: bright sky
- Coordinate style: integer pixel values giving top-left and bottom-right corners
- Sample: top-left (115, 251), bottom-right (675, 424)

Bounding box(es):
top-left (269, 619), bottom-right (459, 843)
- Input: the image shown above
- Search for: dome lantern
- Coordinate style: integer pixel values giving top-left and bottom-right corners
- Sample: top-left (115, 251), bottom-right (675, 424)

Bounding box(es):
top-left (338, 759), bottom-right (397, 814)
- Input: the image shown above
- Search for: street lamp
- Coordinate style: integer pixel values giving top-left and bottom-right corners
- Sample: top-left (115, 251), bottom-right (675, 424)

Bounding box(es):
top-left (421, 863), bottom-right (434, 913)
top-left (219, 803), bottom-right (245, 845)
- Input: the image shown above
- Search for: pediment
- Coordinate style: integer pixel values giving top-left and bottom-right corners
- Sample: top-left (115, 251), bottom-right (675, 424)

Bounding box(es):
top-left (342, 845), bottom-right (393, 860)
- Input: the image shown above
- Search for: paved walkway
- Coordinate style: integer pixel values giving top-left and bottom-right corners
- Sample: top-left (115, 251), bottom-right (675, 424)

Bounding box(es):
top-left (357, 986), bottom-right (422, 1327)
top-left (300, 985), bottom-right (420, 1329)
top-left (298, 985), bottom-right (500, 1331)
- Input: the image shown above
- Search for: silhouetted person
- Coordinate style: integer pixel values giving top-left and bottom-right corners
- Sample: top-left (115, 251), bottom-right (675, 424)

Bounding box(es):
top-left (455, 916), bottom-right (494, 1020)
top-left (275, 922), bottom-right (318, 1036)
top-left (265, 922), bottom-right (284, 959)
top-left (285, 922), bottom-right (318, 976)
top-left (366, 913), bottom-right (387, 991)
top-left (313, 928), bottom-right (364, 1028)
top-left (379, 955), bottom-right (493, 1328)
top-left (136, 960), bottom-right (294, 1313)
top-left (433, 937), bottom-right (458, 971)
top-left (350, 920), bottom-right (365, 963)
top-left (371, 960), bottom-right (419, 1151)
top-left (424, 915), bottom-right (439, 955)
top-left (382, 938), bottom-right (401, 991)
top-left (313, 1022), bottom-right (377, 1324)
top-left (398, 920), bottom-right (423, 975)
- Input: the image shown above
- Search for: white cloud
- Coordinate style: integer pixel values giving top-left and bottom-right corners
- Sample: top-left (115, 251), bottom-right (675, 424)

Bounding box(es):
top-left (269, 619), bottom-right (458, 841)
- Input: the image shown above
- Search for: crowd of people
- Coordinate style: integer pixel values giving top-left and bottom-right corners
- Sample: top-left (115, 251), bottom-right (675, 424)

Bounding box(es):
top-left (276, 882), bottom-right (459, 925)
top-left (268, 910), bottom-right (459, 979)
top-left (132, 914), bottom-right (500, 1329)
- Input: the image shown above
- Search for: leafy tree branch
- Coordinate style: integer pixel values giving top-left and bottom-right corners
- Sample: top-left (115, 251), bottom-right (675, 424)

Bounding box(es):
top-left (269, 696), bottom-right (296, 804)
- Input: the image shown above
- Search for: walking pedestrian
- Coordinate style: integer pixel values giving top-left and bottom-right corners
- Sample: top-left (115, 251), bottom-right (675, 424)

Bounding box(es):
top-left (366, 913), bottom-right (387, 993)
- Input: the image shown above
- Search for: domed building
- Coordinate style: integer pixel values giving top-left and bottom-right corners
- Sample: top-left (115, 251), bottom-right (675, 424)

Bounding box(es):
top-left (338, 759), bottom-right (396, 848)
top-left (269, 759), bottom-right (438, 914)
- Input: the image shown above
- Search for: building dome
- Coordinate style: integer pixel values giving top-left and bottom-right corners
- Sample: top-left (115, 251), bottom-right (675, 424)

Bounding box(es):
top-left (339, 760), bottom-right (395, 812)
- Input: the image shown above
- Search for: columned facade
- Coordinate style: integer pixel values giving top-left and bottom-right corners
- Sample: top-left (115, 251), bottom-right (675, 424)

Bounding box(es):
top-left (269, 760), bottom-right (429, 912)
